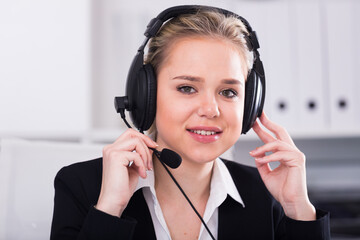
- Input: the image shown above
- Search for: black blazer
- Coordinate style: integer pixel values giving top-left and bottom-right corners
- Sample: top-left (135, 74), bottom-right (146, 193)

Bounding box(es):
top-left (50, 158), bottom-right (330, 240)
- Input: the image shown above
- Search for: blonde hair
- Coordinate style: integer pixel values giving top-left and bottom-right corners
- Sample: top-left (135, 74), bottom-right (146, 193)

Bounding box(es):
top-left (145, 9), bottom-right (254, 137)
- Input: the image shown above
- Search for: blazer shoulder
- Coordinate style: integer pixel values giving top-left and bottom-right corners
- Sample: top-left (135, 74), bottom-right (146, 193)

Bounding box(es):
top-left (56, 157), bottom-right (103, 180)
top-left (54, 158), bottom-right (103, 205)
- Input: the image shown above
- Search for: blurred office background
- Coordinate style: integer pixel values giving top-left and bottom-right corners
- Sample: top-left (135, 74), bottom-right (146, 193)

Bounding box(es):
top-left (0, 0), bottom-right (359, 239)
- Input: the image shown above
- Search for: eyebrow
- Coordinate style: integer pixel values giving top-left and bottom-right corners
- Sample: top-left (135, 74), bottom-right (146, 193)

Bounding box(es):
top-left (172, 75), bottom-right (202, 82)
top-left (221, 79), bottom-right (243, 86)
top-left (172, 75), bottom-right (243, 86)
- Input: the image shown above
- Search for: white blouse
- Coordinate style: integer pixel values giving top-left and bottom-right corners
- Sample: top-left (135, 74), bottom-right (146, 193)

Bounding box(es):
top-left (135, 158), bottom-right (245, 240)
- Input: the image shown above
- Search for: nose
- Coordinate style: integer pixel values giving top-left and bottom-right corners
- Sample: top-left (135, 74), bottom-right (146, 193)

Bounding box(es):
top-left (197, 93), bottom-right (220, 118)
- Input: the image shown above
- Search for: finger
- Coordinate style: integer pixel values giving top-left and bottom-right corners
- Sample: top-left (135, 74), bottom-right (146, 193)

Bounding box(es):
top-left (249, 140), bottom-right (293, 157)
top-left (137, 137), bottom-right (153, 170)
top-left (126, 137), bottom-right (152, 171)
top-left (254, 151), bottom-right (305, 167)
top-left (124, 128), bottom-right (158, 148)
top-left (255, 161), bottom-right (272, 177)
top-left (120, 129), bottom-right (157, 169)
top-left (102, 149), bottom-right (147, 178)
top-left (114, 128), bottom-right (137, 142)
top-left (252, 120), bottom-right (276, 144)
top-left (125, 151), bottom-right (147, 178)
top-left (114, 129), bottom-right (158, 151)
top-left (107, 137), bottom-right (151, 171)
top-left (259, 112), bottom-right (295, 145)
top-left (103, 137), bottom-right (151, 172)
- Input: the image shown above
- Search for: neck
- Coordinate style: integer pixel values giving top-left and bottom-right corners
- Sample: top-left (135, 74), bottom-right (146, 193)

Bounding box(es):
top-left (154, 156), bottom-right (214, 202)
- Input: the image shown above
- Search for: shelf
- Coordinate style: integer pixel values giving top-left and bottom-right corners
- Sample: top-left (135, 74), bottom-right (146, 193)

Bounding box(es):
top-left (240, 128), bottom-right (360, 141)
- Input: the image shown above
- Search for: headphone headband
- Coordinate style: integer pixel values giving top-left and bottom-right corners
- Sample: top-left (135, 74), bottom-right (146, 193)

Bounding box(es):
top-left (142, 5), bottom-right (262, 75)
top-left (145, 5), bottom-right (254, 38)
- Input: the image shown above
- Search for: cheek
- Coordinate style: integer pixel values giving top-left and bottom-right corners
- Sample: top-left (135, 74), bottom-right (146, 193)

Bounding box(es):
top-left (235, 91), bottom-right (246, 130)
top-left (223, 101), bottom-right (244, 135)
top-left (155, 85), bottom-right (188, 131)
top-left (155, 91), bottom-right (172, 129)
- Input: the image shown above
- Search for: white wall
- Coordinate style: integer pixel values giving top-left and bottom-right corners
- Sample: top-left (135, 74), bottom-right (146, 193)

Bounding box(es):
top-left (0, 0), bottom-right (91, 139)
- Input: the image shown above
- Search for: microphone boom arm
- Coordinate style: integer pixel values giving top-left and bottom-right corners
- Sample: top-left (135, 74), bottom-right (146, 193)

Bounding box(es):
top-left (153, 151), bottom-right (216, 240)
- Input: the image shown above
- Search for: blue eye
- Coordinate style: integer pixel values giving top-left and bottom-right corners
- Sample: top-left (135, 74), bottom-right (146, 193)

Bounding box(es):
top-left (220, 89), bottom-right (238, 98)
top-left (177, 86), bottom-right (196, 94)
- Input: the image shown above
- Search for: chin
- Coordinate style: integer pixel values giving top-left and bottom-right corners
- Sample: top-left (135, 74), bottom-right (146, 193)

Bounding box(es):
top-left (181, 146), bottom-right (227, 164)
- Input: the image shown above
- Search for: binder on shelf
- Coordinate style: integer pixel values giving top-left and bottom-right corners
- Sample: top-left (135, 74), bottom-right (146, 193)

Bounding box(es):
top-left (325, 0), bottom-right (358, 132)
top-left (263, 1), bottom-right (298, 132)
top-left (290, 0), bottom-right (327, 134)
top-left (353, 1), bottom-right (360, 128)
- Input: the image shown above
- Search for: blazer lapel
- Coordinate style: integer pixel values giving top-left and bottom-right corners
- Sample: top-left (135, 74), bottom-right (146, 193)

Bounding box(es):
top-left (218, 160), bottom-right (278, 240)
top-left (218, 196), bottom-right (247, 240)
top-left (123, 189), bottom-right (157, 240)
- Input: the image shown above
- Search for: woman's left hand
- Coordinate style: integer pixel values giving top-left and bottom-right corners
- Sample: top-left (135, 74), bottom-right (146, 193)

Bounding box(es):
top-left (250, 112), bottom-right (316, 221)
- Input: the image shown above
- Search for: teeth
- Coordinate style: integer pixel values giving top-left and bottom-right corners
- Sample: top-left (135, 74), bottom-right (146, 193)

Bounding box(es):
top-left (190, 130), bottom-right (216, 136)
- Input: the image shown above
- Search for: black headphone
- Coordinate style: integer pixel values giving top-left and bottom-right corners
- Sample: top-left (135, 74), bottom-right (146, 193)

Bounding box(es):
top-left (115, 5), bottom-right (265, 134)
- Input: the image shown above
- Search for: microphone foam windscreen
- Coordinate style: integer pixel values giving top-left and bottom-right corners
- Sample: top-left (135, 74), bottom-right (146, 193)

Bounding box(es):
top-left (160, 148), bottom-right (182, 169)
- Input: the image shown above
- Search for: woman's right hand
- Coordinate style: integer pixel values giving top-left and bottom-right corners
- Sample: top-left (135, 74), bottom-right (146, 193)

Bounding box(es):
top-left (95, 128), bottom-right (158, 217)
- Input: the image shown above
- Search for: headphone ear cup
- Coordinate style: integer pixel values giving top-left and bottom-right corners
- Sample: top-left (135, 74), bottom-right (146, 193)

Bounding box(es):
top-left (242, 69), bottom-right (264, 134)
top-left (127, 64), bottom-right (147, 130)
top-left (127, 63), bottom-right (157, 132)
top-left (142, 63), bottom-right (157, 131)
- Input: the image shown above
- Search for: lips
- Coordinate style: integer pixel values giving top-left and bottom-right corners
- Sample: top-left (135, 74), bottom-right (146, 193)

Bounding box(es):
top-left (186, 126), bottom-right (223, 143)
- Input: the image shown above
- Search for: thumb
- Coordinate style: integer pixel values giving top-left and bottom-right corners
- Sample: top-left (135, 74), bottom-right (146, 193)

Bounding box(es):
top-left (255, 160), bottom-right (271, 179)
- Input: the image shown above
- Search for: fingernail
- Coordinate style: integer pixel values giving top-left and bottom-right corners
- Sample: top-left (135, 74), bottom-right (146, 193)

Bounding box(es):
top-left (250, 149), bottom-right (257, 154)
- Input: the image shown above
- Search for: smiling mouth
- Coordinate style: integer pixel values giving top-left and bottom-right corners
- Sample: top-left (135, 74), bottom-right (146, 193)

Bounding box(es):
top-left (188, 129), bottom-right (218, 136)
top-left (186, 127), bottom-right (222, 143)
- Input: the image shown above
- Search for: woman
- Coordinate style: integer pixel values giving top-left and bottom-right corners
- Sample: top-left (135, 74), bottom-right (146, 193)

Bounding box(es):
top-left (51, 5), bottom-right (330, 240)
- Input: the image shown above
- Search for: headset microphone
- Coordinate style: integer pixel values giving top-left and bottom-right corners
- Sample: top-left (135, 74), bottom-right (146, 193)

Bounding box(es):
top-left (151, 149), bottom-right (216, 240)
top-left (149, 147), bottom-right (182, 169)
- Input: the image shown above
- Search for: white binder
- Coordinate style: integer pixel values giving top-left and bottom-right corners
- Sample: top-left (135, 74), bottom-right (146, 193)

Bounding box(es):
top-left (325, 0), bottom-right (358, 132)
top-left (290, 0), bottom-right (328, 134)
top-left (261, 1), bottom-right (299, 132)
top-left (353, 1), bottom-right (360, 129)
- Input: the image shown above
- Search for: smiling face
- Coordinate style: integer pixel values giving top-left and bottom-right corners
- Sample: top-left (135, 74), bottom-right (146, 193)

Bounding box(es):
top-left (155, 36), bottom-right (246, 165)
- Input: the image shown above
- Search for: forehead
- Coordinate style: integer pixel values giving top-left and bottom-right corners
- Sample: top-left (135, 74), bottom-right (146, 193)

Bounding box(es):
top-left (159, 36), bottom-right (246, 80)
